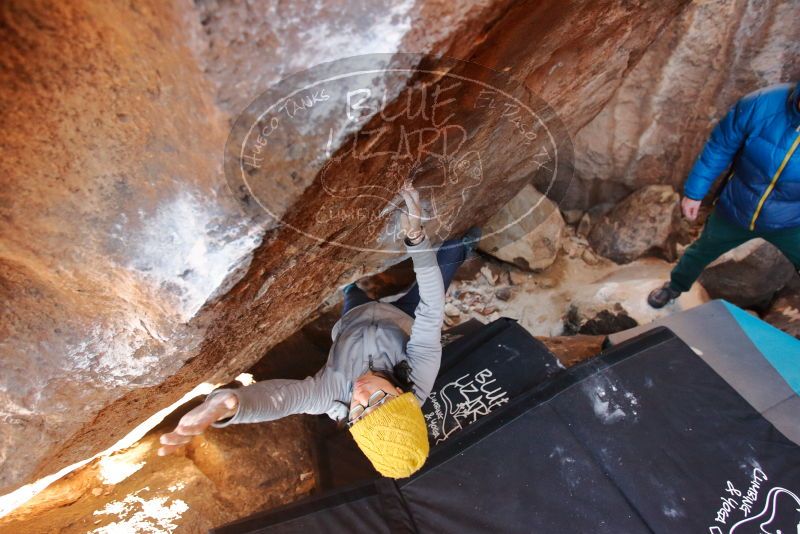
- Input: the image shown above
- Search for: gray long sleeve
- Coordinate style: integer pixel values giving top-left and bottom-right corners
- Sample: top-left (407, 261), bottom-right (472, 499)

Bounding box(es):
top-left (405, 237), bottom-right (445, 402)
top-left (207, 235), bottom-right (446, 426)
top-left (208, 370), bottom-right (346, 427)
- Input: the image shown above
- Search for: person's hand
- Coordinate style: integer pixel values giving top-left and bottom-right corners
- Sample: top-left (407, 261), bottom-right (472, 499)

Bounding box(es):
top-left (681, 197), bottom-right (702, 221)
top-left (399, 182), bottom-right (424, 243)
top-left (157, 391), bottom-right (238, 456)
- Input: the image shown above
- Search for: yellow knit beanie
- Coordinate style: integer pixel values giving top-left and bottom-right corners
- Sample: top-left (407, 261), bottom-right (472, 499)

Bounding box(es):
top-left (348, 392), bottom-right (430, 479)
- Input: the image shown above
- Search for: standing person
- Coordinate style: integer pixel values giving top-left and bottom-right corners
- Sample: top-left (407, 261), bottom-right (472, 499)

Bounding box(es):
top-left (159, 183), bottom-right (479, 479)
top-left (648, 82), bottom-right (800, 308)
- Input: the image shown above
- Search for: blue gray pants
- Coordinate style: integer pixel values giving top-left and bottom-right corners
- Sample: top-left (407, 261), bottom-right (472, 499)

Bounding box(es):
top-left (342, 238), bottom-right (469, 318)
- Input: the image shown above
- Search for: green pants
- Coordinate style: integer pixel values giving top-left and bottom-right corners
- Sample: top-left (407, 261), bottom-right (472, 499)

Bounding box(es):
top-left (670, 210), bottom-right (800, 292)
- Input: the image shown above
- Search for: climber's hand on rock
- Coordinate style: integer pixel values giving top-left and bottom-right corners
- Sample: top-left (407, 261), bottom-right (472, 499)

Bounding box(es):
top-left (399, 182), bottom-right (423, 242)
top-left (157, 391), bottom-right (238, 456)
top-left (681, 197), bottom-right (701, 221)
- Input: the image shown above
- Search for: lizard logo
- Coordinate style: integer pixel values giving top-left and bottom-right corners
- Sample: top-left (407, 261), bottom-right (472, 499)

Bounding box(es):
top-left (729, 487), bottom-right (800, 534)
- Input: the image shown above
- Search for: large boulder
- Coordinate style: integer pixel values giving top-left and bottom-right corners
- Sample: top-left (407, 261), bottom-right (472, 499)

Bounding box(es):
top-left (0, 417), bottom-right (316, 532)
top-left (569, 0), bottom-right (800, 210)
top-left (0, 0), bottom-right (690, 494)
top-left (698, 239), bottom-right (796, 309)
top-left (479, 185), bottom-right (565, 271)
top-left (588, 185), bottom-right (681, 264)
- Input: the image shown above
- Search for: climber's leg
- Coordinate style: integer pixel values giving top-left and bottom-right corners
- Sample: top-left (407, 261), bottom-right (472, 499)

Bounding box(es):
top-left (342, 283), bottom-right (373, 316)
top-left (669, 210), bottom-right (753, 292)
top-left (648, 211), bottom-right (751, 308)
top-left (392, 229), bottom-right (479, 318)
top-left (762, 225), bottom-right (800, 271)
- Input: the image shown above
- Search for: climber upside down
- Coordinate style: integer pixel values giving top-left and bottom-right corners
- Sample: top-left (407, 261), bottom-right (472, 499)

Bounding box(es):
top-left (159, 183), bottom-right (479, 478)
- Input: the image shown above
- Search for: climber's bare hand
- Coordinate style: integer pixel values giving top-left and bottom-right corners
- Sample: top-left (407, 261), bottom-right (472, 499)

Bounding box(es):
top-left (399, 182), bottom-right (423, 239)
top-left (157, 391), bottom-right (238, 456)
top-left (681, 197), bottom-right (701, 221)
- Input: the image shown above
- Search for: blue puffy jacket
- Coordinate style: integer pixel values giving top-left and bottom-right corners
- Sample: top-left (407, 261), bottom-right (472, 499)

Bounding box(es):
top-left (684, 82), bottom-right (800, 231)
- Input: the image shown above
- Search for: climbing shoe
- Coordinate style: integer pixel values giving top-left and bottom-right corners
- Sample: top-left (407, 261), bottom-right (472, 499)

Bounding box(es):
top-left (647, 281), bottom-right (682, 309)
top-left (461, 226), bottom-right (482, 254)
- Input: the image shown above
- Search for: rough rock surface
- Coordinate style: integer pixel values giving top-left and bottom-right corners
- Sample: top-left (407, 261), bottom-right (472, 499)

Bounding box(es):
top-left (0, 0), bottom-right (689, 494)
top-left (0, 0), bottom-right (240, 496)
top-left (0, 416), bottom-right (316, 533)
top-left (479, 185), bottom-right (565, 271)
top-left (570, 0), bottom-right (800, 209)
top-left (588, 185), bottom-right (681, 264)
top-left (193, 0), bottom-right (508, 117)
top-left (763, 278), bottom-right (800, 339)
top-left (698, 239), bottom-right (796, 309)
top-left (576, 202), bottom-right (615, 238)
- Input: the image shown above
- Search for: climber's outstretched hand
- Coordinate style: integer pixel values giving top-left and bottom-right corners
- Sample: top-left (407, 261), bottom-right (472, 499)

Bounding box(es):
top-left (157, 391), bottom-right (238, 456)
top-left (399, 182), bottom-right (423, 242)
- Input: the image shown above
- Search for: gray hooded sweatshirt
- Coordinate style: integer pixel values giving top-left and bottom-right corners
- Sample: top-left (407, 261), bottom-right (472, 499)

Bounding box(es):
top-left (209, 236), bottom-right (445, 426)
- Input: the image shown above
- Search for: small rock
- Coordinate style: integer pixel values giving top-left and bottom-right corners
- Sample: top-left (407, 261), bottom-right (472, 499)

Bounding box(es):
top-left (461, 291), bottom-right (483, 306)
top-left (452, 255), bottom-right (486, 281)
top-left (91, 487), bottom-right (103, 497)
top-left (562, 236), bottom-right (582, 259)
top-left (578, 309), bottom-right (638, 335)
top-left (581, 248), bottom-right (600, 266)
top-left (586, 201), bottom-right (615, 220)
top-left (444, 303), bottom-right (461, 317)
top-left (480, 305), bottom-right (497, 316)
top-left (562, 304), bottom-right (639, 336)
top-left (536, 277), bottom-right (558, 289)
top-left (495, 287), bottom-right (512, 301)
top-left (480, 265), bottom-right (498, 286)
top-left (572, 232), bottom-right (590, 247)
top-left (562, 209), bottom-right (584, 225)
top-left (509, 270), bottom-right (530, 285)
top-left (577, 212), bottom-right (593, 238)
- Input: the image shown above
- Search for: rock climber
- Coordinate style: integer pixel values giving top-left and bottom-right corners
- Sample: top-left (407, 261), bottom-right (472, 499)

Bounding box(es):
top-left (648, 81), bottom-right (800, 308)
top-left (158, 183), bottom-right (479, 479)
